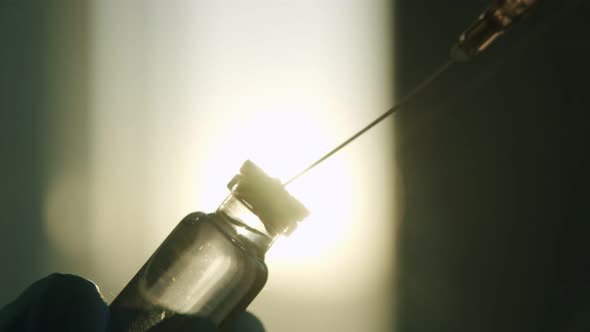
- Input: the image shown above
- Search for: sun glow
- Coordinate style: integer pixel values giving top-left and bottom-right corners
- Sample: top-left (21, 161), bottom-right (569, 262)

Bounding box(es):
top-left (197, 101), bottom-right (355, 263)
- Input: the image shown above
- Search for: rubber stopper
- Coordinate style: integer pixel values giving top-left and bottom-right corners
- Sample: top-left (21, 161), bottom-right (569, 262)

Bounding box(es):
top-left (227, 160), bottom-right (310, 236)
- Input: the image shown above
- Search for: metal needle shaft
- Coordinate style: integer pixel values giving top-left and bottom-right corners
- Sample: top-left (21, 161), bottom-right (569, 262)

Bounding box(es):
top-left (283, 59), bottom-right (454, 186)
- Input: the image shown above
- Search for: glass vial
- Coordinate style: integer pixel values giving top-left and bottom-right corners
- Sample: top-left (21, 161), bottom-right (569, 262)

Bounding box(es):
top-left (108, 161), bottom-right (309, 332)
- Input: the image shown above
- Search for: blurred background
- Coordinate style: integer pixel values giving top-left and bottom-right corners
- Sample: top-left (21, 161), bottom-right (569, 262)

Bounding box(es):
top-left (1, 1), bottom-right (394, 331)
top-left (2, 1), bottom-right (590, 332)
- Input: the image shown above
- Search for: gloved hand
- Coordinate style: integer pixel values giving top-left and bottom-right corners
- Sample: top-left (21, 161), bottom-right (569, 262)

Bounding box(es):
top-left (0, 274), bottom-right (264, 332)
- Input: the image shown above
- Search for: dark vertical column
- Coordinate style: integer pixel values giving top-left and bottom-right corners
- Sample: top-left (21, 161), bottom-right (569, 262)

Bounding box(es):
top-left (0, 0), bottom-right (90, 304)
top-left (0, 0), bottom-right (52, 303)
top-left (393, 1), bottom-right (590, 331)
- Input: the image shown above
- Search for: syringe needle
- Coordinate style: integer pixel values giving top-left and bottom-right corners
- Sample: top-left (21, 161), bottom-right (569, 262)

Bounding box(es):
top-left (283, 59), bottom-right (454, 186)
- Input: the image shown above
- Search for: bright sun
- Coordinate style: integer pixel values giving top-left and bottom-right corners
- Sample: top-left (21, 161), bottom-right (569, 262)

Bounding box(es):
top-left (196, 102), bottom-right (356, 264)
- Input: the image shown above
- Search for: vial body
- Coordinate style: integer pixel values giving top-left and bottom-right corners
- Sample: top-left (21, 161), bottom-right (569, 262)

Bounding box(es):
top-left (108, 212), bottom-right (268, 332)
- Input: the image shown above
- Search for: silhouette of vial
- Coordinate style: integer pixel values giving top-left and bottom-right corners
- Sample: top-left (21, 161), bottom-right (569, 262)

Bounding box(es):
top-left (108, 161), bottom-right (309, 331)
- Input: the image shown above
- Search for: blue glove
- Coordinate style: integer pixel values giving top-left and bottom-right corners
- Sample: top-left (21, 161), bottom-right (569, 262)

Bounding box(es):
top-left (0, 274), bottom-right (264, 332)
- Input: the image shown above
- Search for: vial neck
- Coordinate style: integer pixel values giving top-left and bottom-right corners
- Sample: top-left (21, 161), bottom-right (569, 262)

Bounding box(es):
top-left (215, 195), bottom-right (279, 257)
